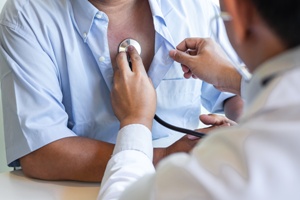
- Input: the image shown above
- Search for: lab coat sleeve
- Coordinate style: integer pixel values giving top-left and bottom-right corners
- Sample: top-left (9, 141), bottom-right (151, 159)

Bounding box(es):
top-left (99, 124), bottom-right (247, 200)
top-left (116, 127), bottom-right (250, 200)
top-left (98, 124), bottom-right (155, 200)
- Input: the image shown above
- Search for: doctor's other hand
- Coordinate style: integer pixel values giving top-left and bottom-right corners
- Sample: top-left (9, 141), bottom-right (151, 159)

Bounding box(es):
top-left (153, 114), bottom-right (235, 165)
top-left (111, 45), bottom-right (156, 130)
top-left (169, 38), bottom-right (241, 95)
top-left (187, 114), bottom-right (237, 140)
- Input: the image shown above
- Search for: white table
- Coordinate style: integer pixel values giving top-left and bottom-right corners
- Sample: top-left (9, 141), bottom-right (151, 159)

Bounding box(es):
top-left (0, 170), bottom-right (99, 200)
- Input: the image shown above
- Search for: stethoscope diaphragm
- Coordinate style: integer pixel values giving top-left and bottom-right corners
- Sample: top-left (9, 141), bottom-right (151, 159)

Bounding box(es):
top-left (118, 38), bottom-right (141, 55)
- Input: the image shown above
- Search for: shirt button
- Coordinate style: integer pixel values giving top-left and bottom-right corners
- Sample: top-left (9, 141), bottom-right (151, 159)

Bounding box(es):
top-left (95, 13), bottom-right (102, 19)
top-left (83, 32), bottom-right (87, 38)
top-left (99, 56), bottom-right (105, 62)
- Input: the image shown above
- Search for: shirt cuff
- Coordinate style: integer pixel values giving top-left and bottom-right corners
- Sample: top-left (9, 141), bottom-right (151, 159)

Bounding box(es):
top-left (113, 124), bottom-right (153, 161)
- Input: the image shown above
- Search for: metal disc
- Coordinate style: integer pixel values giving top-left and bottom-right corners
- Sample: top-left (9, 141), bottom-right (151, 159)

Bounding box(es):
top-left (118, 39), bottom-right (141, 55)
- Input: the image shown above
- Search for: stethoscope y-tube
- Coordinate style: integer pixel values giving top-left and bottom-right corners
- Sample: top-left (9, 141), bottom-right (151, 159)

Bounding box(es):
top-left (118, 39), bottom-right (206, 138)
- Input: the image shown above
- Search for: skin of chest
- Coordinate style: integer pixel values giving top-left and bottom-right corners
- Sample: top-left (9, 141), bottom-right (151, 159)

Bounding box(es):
top-left (91, 0), bottom-right (155, 71)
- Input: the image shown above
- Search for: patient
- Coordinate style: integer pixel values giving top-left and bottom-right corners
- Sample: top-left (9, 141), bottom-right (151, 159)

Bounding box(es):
top-left (0, 0), bottom-right (242, 182)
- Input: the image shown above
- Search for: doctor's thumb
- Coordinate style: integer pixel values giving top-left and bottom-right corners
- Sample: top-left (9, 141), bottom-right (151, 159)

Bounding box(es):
top-left (169, 49), bottom-right (191, 67)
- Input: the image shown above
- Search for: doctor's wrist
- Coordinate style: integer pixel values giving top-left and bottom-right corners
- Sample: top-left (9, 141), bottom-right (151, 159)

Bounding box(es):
top-left (119, 116), bottom-right (153, 131)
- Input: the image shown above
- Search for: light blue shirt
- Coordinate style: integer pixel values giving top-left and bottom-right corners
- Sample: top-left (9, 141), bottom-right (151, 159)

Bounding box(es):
top-left (0, 0), bottom-right (237, 167)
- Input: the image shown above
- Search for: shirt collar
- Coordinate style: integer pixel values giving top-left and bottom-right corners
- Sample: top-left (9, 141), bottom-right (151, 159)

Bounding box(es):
top-left (71, 0), bottom-right (100, 42)
top-left (148, 0), bottom-right (175, 49)
top-left (148, 0), bottom-right (169, 25)
top-left (71, 0), bottom-right (175, 47)
top-left (71, 0), bottom-right (172, 40)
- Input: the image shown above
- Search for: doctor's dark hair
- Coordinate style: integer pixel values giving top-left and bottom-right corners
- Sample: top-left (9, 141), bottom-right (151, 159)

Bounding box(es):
top-left (250, 0), bottom-right (300, 48)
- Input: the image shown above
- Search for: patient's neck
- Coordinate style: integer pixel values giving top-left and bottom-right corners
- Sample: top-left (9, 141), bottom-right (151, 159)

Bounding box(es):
top-left (88, 0), bottom-right (139, 15)
top-left (88, 0), bottom-right (155, 71)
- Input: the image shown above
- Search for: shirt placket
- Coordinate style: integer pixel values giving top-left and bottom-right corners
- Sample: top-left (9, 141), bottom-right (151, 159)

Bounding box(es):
top-left (85, 12), bottom-right (113, 91)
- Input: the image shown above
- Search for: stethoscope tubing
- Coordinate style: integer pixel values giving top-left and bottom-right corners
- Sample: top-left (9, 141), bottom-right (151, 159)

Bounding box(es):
top-left (154, 114), bottom-right (206, 138)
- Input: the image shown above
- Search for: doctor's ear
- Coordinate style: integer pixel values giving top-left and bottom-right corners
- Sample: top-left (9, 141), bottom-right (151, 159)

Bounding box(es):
top-left (221, 0), bottom-right (256, 45)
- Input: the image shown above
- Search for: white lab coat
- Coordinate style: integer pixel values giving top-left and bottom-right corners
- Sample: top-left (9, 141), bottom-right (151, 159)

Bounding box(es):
top-left (98, 47), bottom-right (300, 200)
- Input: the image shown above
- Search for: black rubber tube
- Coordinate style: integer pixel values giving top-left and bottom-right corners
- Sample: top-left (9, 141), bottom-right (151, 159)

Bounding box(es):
top-left (154, 114), bottom-right (206, 138)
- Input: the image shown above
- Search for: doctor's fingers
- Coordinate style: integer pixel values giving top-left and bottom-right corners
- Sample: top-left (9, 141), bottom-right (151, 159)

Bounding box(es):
top-left (176, 37), bottom-right (211, 52)
top-left (169, 49), bottom-right (200, 73)
top-left (200, 114), bottom-right (237, 126)
top-left (126, 45), bottom-right (148, 76)
top-left (181, 65), bottom-right (200, 79)
top-left (115, 51), bottom-right (131, 74)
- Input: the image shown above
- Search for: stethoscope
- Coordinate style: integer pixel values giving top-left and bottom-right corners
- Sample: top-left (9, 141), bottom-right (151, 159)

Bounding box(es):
top-left (118, 39), bottom-right (205, 138)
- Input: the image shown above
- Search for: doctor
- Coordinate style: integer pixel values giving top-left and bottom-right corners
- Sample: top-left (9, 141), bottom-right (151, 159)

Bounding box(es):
top-left (98, 0), bottom-right (300, 199)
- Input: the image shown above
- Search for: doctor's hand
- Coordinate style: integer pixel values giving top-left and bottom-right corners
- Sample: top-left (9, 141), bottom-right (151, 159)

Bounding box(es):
top-left (187, 114), bottom-right (237, 140)
top-left (169, 38), bottom-right (241, 95)
top-left (153, 113), bottom-right (237, 165)
top-left (111, 46), bottom-right (156, 130)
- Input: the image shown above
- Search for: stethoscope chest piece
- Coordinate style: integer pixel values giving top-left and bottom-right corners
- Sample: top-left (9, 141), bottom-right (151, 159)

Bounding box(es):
top-left (118, 39), bottom-right (141, 55)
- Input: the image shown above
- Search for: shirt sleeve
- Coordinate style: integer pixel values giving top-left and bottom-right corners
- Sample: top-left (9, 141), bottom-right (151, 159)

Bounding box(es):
top-left (98, 124), bottom-right (155, 200)
top-left (0, 18), bottom-right (75, 166)
top-left (201, 83), bottom-right (235, 113)
top-left (200, 3), bottom-right (239, 113)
